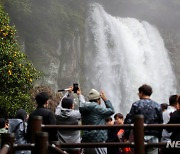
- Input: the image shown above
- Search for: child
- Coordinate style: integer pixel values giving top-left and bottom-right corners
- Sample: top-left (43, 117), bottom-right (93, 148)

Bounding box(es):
top-left (106, 116), bottom-right (120, 154)
top-left (0, 118), bottom-right (8, 147)
top-left (114, 113), bottom-right (124, 141)
top-left (114, 113), bottom-right (132, 154)
top-left (0, 118), bottom-right (8, 133)
top-left (105, 116), bottom-right (114, 126)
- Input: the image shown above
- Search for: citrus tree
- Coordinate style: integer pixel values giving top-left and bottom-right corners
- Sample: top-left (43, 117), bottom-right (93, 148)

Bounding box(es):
top-left (0, 5), bottom-right (40, 118)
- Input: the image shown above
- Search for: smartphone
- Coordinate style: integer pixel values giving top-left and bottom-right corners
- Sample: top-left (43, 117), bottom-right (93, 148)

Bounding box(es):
top-left (73, 83), bottom-right (79, 93)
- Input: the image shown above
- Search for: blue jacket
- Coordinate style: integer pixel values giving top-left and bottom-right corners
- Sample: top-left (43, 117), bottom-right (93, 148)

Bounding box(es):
top-left (79, 95), bottom-right (115, 142)
top-left (8, 119), bottom-right (30, 154)
top-left (124, 99), bottom-right (163, 139)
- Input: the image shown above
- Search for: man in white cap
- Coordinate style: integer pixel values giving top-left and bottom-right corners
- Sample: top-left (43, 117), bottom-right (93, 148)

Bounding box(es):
top-left (78, 88), bottom-right (115, 154)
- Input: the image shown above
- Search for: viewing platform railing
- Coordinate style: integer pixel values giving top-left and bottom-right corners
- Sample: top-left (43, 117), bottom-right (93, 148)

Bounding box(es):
top-left (0, 115), bottom-right (180, 154)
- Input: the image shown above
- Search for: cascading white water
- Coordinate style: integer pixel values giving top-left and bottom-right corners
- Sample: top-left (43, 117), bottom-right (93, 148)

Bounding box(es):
top-left (84, 3), bottom-right (177, 115)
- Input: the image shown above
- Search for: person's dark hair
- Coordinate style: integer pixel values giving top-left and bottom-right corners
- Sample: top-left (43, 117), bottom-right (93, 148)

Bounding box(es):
top-left (0, 118), bottom-right (6, 128)
top-left (138, 84), bottom-right (152, 96)
top-left (15, 109), bottom-right (27, 121)
top-left (178, 95), bottom-right (180, 104)
top-left (161, 103), bottom-right (168, 112)
top-left (105, 116), bottom-right (112, 123)
top-left (61, 97), bottom-right (73, 109)
top-left (169, 95), bottom-right (178, 106)
top-left (35, 92), bottom-right (49, 106)
top-left (114, 113), bottom-right (124, 120)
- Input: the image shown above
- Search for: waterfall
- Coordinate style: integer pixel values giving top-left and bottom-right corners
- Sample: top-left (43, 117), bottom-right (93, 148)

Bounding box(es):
top-left (84, 3), bottom-right (177, 115)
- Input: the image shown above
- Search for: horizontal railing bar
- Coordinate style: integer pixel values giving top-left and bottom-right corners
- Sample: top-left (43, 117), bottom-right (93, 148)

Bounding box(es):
top-left (42, 124), bottom-right (133, 130)
top-left (145, 124), bottom-right (180, 128)
top-left (59, 142), bottom-right (134, 148)
top-left (145, 142), bottom-right (167, 147)
top-left (9, 142), bottom-right (169, 149)
top-left (42, 124), bottom-right (180, 130)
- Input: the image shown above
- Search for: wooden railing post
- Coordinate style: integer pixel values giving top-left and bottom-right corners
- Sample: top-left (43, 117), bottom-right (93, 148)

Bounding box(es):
top-left (29, 116), bottom-right (42, 143)
top-left (1, 133), bottom-right (15, 154)
top-left (34, 132), bottom-right (48, 154)
top-left (134, 115), bottom-right (145, 154)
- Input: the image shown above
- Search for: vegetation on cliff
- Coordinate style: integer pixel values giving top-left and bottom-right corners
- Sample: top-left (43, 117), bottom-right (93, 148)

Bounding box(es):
top-left (0, 4), bottom-right (40, 117)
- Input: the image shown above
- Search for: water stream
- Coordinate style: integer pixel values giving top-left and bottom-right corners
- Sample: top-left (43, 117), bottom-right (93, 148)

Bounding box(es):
top-left (84, 3), bottom-right (177, 115)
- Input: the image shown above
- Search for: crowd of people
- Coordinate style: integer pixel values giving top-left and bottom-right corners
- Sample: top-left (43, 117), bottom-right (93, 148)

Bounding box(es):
top-left (0, 84), bottom-right (180, 154)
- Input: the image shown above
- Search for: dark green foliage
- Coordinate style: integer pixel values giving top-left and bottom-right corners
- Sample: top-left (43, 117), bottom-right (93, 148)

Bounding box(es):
top-left (0, 5), bottom-right (40, 118)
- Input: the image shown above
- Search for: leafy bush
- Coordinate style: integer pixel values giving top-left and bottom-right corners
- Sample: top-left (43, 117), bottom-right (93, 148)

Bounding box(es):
top-left (0, 5), bottom-right (40, 118)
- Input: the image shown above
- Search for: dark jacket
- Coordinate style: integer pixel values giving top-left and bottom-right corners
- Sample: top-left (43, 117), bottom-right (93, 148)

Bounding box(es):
top-left (79, 95), bottom-right (115, 142)
top-left (27, 106), bottom-right (57, 142)
top-left (166, 110), bottom-right (180, 154)
top-left (167, 110), bottom-right (180, 141)
top-left (124, 99), bottom-right (163, 139)
top-left (106, 126), bottom-right (120, 154)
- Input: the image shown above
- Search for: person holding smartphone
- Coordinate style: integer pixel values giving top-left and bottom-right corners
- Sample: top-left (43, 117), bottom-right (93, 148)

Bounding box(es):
top-left (55, 84), bottom-right (79, 115)
top-left (55, 84), bottom-right (81, 154)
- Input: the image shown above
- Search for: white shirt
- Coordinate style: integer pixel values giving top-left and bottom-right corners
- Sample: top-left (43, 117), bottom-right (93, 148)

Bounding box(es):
top-left (161, 106), bottom-right (176, 142)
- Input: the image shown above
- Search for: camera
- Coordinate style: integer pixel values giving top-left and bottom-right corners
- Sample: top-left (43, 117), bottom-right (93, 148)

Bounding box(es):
top-left (73, 83), bottom-right (79, 93)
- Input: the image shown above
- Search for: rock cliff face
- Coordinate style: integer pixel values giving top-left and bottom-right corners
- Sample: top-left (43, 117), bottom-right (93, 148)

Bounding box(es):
top-left (25, 35), bottom-right (84, 91)
top-left (55, 36), bottom-right (83, 90)
top-left (162, 32), bottom-right (180, 90)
